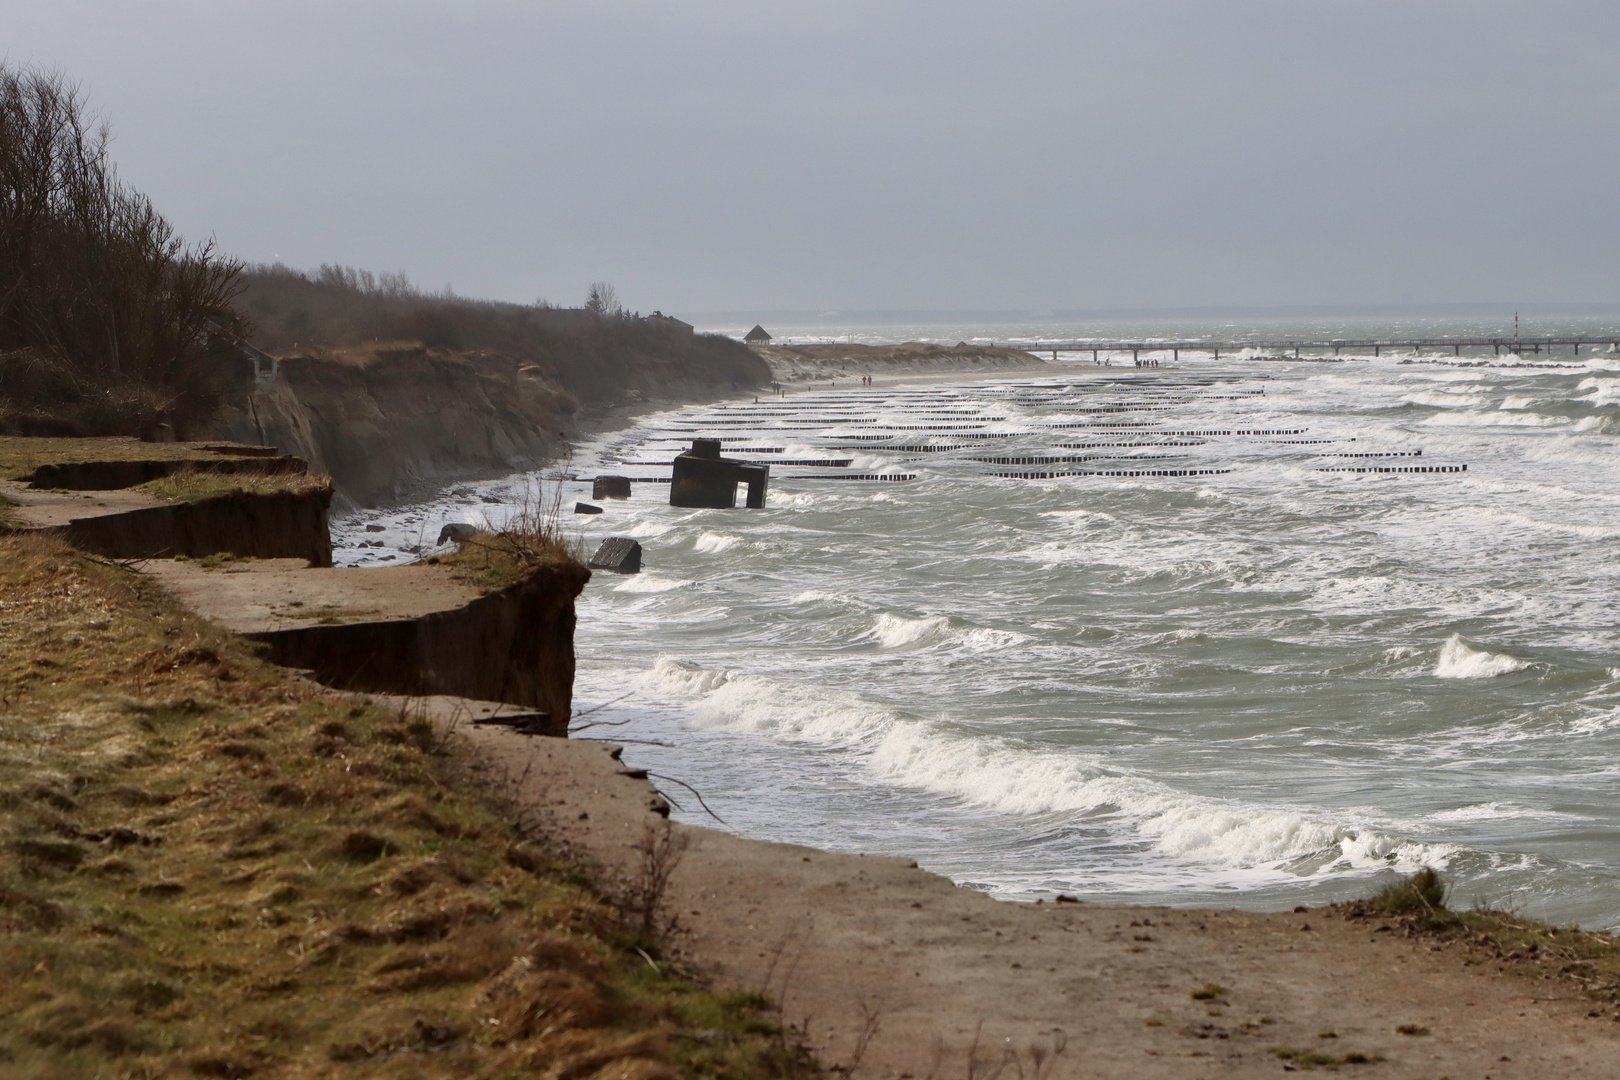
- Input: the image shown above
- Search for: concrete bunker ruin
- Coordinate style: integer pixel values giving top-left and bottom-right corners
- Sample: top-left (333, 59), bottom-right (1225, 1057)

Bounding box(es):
top-left (669, 438), bottom-right (769, 509)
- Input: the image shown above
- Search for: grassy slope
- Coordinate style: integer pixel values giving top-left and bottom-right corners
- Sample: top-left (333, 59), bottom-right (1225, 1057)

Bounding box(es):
top-left (0, 533), bottom-right (812, 1079)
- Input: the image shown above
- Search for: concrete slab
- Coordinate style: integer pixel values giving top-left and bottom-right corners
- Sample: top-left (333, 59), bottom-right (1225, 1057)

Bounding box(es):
top-left (0, 478), bottom-right (171, 528)
top-left (136, 557), bottom-right (481, 633)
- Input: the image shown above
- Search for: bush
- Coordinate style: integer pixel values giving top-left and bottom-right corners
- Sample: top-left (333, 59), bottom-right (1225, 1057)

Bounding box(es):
top-left (1368, 867), bottom-right (1446, 915)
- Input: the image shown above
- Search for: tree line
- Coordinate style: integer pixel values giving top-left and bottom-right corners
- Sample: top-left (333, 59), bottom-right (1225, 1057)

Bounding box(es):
top-left (0, 64), bottom-right (242, 437)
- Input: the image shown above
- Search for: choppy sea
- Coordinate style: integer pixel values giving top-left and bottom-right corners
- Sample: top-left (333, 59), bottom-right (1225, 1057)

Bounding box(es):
top-left (335, 317), bottom-right (1620, 930)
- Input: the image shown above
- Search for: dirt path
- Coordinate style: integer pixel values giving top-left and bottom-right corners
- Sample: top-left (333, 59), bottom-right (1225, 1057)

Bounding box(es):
top-left (458, 722), bottom-right (1619, 1079)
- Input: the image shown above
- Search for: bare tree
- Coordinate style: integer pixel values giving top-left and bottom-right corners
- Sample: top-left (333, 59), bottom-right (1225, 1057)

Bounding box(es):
top-left (0, 63), bottom-right (244, 436)
top-left (584, 281), bottom-right (623, 320)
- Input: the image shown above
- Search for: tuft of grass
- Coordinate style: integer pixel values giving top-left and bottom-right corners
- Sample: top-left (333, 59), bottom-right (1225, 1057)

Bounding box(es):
top-left (1340, 868), bottom-right (1620, 1007)
top-left (0, 531), bottom-right (814, 1077)
top-left (1368, 866), bottom-right (1446, 915)
top-left (133, 467), bottom-right (331, 504)
top-left (1395, 1024), bottom-right (1429, 1036)
top-left (1190, 983), bottom-right (1224, 1000)
top-left (1270, 1046), bottom-right (1383, 1069)
top-left (439, 482), bottom-right (585, 593)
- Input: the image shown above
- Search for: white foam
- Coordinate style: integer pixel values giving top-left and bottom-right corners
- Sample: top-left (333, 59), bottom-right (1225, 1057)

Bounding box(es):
top-left (792, 589), bottom-right (865, 608)
top-left (641, 658), bottom-right (1454, 876)
top-left (1434, 634), bottom-right (1530, 679)
top-left (1432, 802), bottom-right (1580, 824)
top-left (868, 613), bottom-right (952, 647)
top-left (1403, 389), bottom-right (1488, 408)
top-left (612, 573), bottom-right (694, 594)
top-left (1420, 409), bottom-right (1566, 428)
top-left (1499, 396), bottom-right (1537, 410)
top-left (693, 531), bottom-right (740, 553)
top-left (766, 490), bottom-right (820, 508)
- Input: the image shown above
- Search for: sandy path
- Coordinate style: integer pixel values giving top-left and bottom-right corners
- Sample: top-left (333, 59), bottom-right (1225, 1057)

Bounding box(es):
top-left (455, 722), bottom-right (1619, 1080)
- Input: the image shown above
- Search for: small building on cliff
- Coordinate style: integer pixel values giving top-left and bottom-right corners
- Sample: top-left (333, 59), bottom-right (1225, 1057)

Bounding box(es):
top-left (644, 311), bottom-right (694, 334)
top-left (745, 324), bottom-right (772, 344)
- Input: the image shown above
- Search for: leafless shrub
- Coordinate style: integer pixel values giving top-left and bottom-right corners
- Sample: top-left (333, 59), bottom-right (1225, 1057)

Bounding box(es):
top-left (831, 997), bottom-right (884, 1078)
top-left (622, 819), bottom-right (689, 944)
top-left (958, 1024), bottom-right (1067, 1080)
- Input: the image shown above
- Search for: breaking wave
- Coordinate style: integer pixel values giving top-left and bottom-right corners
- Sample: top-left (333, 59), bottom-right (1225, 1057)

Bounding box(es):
top-left (1434, 634), bottom-right (1530, 679)
top-left (639, 658), bottom-right (1453, 876)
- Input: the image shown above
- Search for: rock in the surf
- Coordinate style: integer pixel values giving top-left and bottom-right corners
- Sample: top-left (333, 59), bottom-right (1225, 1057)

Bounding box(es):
top-left (574, 502), bottom-right (604, 515)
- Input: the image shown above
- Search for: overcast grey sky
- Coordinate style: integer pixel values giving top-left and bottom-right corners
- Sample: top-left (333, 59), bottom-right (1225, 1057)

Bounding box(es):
top-left (6, 1), bottom-right (1618, 312)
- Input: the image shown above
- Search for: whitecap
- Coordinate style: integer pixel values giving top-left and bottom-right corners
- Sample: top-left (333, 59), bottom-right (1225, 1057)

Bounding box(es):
top-left (1402, 390), bottom-right (1488, 408)
top-left (613, 574), bottom-right (693, 594)
top-left (692, 531), bottom-right (740, 553)
top-left (1420, 410), bottom-right (1566, 428)
top-left (644, 659), bottom-right (1455, 876)
top-left (1434, 634), bottom-right (1529, 679)
top-left (868, 612), bottom-right (951, 647)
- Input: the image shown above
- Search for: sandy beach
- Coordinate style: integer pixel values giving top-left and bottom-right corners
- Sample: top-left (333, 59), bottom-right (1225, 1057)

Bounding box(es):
top-left (447, 714), bottom-right (1620, 1079)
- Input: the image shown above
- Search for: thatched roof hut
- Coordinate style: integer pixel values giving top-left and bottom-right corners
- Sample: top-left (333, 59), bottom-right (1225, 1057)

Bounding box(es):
top-left (744, 324), bottom-right (772, 343)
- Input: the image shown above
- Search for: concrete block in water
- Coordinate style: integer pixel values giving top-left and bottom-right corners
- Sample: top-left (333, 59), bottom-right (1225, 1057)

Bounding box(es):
top-left (670, 438), bottom-right (769, 509)
top-left (574, 502), bottom-right (604, 515)
top-left (588, 536), bottom-right (642, 574)
top-left (593, 475), bottom-right (632, 500)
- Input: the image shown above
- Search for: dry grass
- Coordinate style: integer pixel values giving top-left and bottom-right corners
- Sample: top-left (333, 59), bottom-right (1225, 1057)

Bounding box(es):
top-left (1339, 869), bottom-right (1620, 1010)
top-left (133, 468), bottom-right (332, 504)
top-left (0, 436), bottom-right (275, 481)
top-left (0, 532), bottom-right (814, 1078)
top-left (437, 483), bottom-right (586, 593)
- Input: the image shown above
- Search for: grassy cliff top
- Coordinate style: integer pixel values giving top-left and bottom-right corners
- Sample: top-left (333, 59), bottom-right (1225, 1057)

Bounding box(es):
top-left (0, 533), bottom-right (804, 1078)
top-left (132, 470), bottom-right (332, 504)
top-left (0, 436), bottom-right (280, 480)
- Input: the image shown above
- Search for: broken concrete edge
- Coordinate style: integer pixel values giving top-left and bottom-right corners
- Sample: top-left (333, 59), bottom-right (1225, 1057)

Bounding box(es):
top-left (242, 560), bottom-right (590, 730)
top-left (28, 454), bottom-right (308, 490)
top-left (13, 487), bottom-right (335, 566)
top-left (587, 536), bottom-right (642, 574)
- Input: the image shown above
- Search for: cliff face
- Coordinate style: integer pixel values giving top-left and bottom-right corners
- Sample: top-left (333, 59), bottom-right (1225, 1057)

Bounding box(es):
top-left (216, 348), bottom-right (570, 508)
top-left (213, 336), bottom-right (769, 508)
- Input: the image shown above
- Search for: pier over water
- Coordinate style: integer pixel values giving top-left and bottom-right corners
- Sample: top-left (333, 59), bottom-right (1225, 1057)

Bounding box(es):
top-left (1023, 337), bottom-right (1620, 362)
